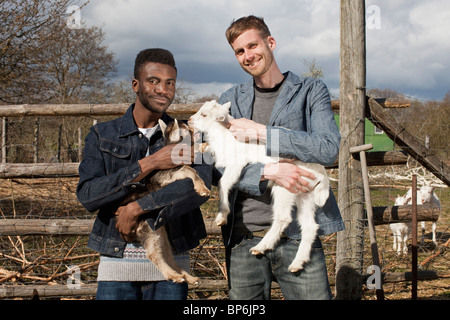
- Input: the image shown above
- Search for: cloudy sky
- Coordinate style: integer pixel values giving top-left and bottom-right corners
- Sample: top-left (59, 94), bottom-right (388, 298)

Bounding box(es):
top-left (80, 0), bottom-right (450, 101)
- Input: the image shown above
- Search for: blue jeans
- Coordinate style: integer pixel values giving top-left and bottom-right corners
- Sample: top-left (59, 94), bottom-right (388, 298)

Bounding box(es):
top-left (226, 236), bottom-right (332, 300)
top-left (96, 281), bottom-right (188, 300)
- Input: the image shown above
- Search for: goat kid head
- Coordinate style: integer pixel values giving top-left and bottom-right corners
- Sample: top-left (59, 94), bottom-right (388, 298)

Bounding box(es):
top-left (158, 119), bottom-right (194, 146)
top-left (188, 100), bottom-right (232, 133)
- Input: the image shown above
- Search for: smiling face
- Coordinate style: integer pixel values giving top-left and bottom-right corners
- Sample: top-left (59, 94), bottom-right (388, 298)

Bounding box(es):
top-left (132, 62), bottom-right (177, 115)
top-left (230, 29), bottom-right (276, 78)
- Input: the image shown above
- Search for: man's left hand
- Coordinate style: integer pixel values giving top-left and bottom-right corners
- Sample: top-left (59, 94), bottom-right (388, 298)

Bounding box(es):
top-left (115, 201), bottom-right (145, 242)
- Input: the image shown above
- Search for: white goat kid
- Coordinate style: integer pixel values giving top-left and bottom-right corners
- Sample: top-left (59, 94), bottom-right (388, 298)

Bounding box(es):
top-left (390, 194), bottom-right (412, 255)
top-left (390, 185), bottom-right (440, 255)
top-left (418, 186), bottom-right (440, 245)
top-left (189, 100), bottom-right (330, 272)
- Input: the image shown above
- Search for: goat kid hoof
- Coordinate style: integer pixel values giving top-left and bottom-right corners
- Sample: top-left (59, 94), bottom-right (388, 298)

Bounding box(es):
top-left (215, 216), bottom-right (227, 226)
top-left (250, 247), bottom-right (264, 255)
top-left (197, 188), bottom-right (210, 196)
top-left (169, 277), bottom-right (186, 284)
top-left (288, 262), bottom-right (306, 273)
top-left (288, 266), bottom-right (302, 273)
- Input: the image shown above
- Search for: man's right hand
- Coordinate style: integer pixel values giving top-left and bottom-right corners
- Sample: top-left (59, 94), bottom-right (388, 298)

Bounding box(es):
top-left (262, 161), bottom-right (317, 194)
top-left (133, 144), bottom-right (194, 182)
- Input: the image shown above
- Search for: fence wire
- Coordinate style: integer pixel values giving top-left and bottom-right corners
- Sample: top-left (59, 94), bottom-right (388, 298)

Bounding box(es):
top-left (0, 107), bottom-right (449, 300)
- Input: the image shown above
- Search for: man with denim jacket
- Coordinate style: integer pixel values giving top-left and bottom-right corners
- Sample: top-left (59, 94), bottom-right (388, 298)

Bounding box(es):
top-left (218, 16), bottom-right (344, 299)
top-left (76, 48), bottom-right (212, 300)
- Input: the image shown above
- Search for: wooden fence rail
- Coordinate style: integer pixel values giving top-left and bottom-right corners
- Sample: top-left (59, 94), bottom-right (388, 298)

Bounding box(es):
top-left (0, 203), bottom-right (439, 237)
top-left (1, 270), bottom-right (449, 299)
top-left (0, 98), bottom-right (408, 118)
top-left (0, 149), bottom-right (409, 179)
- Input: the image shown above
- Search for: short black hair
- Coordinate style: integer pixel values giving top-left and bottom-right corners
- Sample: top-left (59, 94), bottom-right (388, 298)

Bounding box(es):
top-left (133, 48), bottom-right (177, 79)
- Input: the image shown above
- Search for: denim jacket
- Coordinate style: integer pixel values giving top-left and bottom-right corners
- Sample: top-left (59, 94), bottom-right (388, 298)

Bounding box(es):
top-left (218, 72), bottom-right (344, 245)
top-left (76, 104), bottom-right (212, 257)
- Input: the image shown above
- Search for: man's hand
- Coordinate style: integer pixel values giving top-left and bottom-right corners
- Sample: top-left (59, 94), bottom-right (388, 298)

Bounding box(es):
top-left (133, 144), bottom-right (194, 182)
top-left (228, 118), bottom-right (267, 143)
top-left (262, 161), bottom-right (317, 194)
top-left (115, 201), bottom-right (145, 242)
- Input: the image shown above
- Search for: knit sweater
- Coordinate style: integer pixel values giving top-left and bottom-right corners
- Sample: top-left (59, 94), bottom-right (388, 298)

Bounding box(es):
top-left (97, 243), bottom-right (190, 281)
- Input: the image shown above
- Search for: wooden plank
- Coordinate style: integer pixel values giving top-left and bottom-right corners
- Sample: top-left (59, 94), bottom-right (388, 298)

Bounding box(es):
top-left (366, 98), bottom-right (450, 186)
top-left (372, 203), bottom-right (440, 226)
top-left (0, 151), bottom-right (407, 180)
top-left (0, 283), bottom-right (98, 299)
top-left (0, 103), bottom-right (203, 117)
top-left (0, 204), bottom-right (438, 236)
top-left (0, 218), bottom-right (221, 236)
top-left (0, 219), bottom-right (94, 236)
top-left (327, 151), bottom-right (408, 168)
top-left (0, 99), bottom-right (408, 117)
top-left (0, 163), bottom-right (79, 178)
top-left (1, 270), bottom-right (448, 299)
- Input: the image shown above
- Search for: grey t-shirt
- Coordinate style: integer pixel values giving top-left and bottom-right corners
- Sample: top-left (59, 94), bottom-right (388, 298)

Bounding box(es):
top-left (234, 78), bottom-right (285, 233)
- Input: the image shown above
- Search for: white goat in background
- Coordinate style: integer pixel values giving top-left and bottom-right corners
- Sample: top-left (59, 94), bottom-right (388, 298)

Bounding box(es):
top-left (390, 195), bottom-right (412, 255)
top-left (189, 100), bottom-right (330, 272)
top-left (390, 185), bottom-right (440, 255)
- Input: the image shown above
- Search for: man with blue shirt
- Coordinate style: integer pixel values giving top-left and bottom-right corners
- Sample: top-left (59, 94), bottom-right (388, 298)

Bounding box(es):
top-left (218, 16), bottom-right (343, 300)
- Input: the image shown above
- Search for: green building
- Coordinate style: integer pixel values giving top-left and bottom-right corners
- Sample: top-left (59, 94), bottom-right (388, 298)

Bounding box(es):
top-left (334, 115), bottom-right (394, 152)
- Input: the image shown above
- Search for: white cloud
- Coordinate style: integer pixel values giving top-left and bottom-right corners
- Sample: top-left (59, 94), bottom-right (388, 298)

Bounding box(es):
top-left (81, 0), bottom-right (450, 100)
top-left (365, 0), bottom-right (450, 96)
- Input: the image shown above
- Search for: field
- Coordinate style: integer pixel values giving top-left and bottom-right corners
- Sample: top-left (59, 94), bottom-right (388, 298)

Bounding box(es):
top-left (0, 165), bottom-right (449, 300)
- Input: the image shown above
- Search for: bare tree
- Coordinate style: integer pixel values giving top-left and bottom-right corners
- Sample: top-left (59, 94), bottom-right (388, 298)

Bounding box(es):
top-left (40, 19), bottom-right (118, 103)
top-left (0, 0), bottom-right (117, 104)
top-left (301, 58), bottom-right (324, 79)
top-left (0, 0), bottom-right (77, 103)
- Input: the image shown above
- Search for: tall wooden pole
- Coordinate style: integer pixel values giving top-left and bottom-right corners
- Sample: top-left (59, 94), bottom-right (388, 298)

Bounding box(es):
top-left (336, 0), bottom-right (367, 299)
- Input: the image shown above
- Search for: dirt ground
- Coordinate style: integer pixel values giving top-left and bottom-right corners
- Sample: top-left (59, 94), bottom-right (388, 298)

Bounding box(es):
top-left (0, 165), bottom-right (449, 300)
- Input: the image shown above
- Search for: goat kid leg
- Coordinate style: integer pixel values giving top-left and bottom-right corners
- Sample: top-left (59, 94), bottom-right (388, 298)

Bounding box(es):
top-left (216, 164), bottom-right (247, 226)
top-left (288, 196), bottom-right (319, 272)
top-left (421, 221), bottom-right (426, 246)
top-left (154, 167), bottom-right (210, 196)
top-left (250, 186), bottom-right (294, 255)
top-left (401, 231), bottom-right (409, 255)
top-left (176, 166), bottom-right (210, 196)
top-left (432, 222), bottom-right (437, 245)
top-left (137, 222), bottom-right (198, 285)
top-left (392, 231), bottom-right (398, 252)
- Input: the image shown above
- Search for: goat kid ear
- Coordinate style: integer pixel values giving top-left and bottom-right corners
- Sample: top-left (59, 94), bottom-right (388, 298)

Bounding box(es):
top-left (222, 102), bottom-right (231, 112)
top-left (158, 119), bottom-right (167, 134)
top-left (170, 119), bottom-right (181, 142)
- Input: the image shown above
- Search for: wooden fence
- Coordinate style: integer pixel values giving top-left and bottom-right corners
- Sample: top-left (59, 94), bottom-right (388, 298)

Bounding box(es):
top-left (0, 101), bottom-right (446, 299)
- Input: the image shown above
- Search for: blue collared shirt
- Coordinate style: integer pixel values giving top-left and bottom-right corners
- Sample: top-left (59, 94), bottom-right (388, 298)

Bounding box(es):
top-left (218, 72), bottom-right (344, 245)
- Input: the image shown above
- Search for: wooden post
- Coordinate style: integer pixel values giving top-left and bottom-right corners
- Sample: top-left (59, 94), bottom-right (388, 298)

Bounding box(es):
top-left (57, 123), bottom-right (62, 162)
top-left (411, 175), bottom-right (418, 300)
top-left (336, 0), bottom-right (367, 300)
top-left (2, 117), bottom-right (7, 163)
top-left (78, 127), bottom-right (82, 162)
top-left (33, 118), bottom-right (40, 163)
